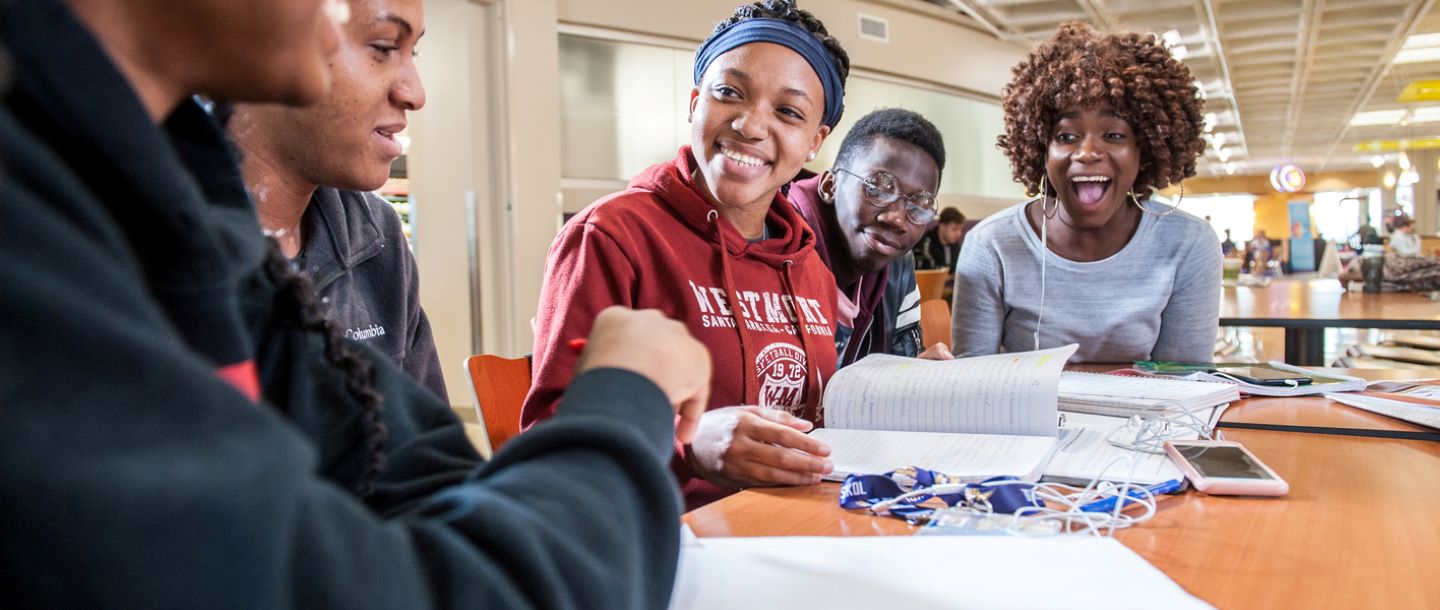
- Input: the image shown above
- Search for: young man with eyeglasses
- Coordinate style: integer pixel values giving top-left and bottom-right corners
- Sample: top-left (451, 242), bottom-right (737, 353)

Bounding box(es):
top-left (788, 108), bottom-right (952, 365)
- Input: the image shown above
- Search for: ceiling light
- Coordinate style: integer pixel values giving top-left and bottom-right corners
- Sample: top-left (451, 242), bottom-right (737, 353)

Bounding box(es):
top-left (1217, 148), bottom-right (1232, 162)
top-left (1396, 33), bottom-right (1440, 64)
top-left (1203, 112), bottom-right (1216, 133)
top-left (1410, 106), bottom-right (1440, 123)
top-left (1371, 156), bottom-right (1385, 168)
top-left (1400, 151), bottom-right (1412, 170)
top-left (1401, 169), bottom-right (1420, 185)
top-left (1383, 171), bottom-right (1397, 189)
top-left (1161, 30), bottom-right (1183, 46)
top-left (1395, 47), bottom-right (1440, 64)
top-left (1224, 162), bottom-right (1237, 175)
top-left (1349, 109), bottom-right (1408, 127)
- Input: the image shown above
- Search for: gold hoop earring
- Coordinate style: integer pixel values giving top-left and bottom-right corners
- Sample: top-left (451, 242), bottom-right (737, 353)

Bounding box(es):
top-left (1129, 187), bottom-right (1178, 218)
top-left (1039, 175), bottom-right (1059, 218)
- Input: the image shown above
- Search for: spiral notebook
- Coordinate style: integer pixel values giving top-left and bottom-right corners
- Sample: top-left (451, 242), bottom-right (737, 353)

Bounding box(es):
top-left (1058, 371), bottom-right (1240, 417)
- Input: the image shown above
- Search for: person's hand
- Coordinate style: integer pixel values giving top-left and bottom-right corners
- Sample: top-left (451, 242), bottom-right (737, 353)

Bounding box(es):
top-left (918, 342), bottom-right (953, 361)
top-left (576, 307), bottom-right (710, 444)
top-left (687, 406), bottom-right (832, 488)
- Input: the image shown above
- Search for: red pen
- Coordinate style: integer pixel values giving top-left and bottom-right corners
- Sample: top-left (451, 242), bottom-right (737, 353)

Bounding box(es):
top-left (567, 338), bottom-right (588, 353)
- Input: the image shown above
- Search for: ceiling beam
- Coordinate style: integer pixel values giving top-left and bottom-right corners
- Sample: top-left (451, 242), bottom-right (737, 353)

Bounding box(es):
top-left (1281, 0), bottom-right (1324, 160)
top-left (1318, 0), bottom-right (1440, 170)
top-left (1196, 0), bottom-right (1247, 168)
top-left (943, 0), bottom-right (1010, 40)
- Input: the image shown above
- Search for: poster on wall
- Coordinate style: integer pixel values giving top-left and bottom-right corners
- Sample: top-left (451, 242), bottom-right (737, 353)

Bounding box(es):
top-left (1288, 200), bottom-right (1315, 273)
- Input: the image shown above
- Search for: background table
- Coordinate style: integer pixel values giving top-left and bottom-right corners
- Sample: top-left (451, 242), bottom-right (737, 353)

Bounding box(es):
top-left (1218, 278), bottom-right (1440, 365)
top-left (685, 427), bottom-right (1440, 609)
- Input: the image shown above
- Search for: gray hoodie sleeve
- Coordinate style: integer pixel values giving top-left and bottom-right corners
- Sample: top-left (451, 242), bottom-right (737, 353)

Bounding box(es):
top-left (1152, 221), bottom-right (1223, 362)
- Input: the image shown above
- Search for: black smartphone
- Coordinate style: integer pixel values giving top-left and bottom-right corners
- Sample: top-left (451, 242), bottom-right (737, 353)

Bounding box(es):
top-left (1212, 367), bottom-right (1313, 386)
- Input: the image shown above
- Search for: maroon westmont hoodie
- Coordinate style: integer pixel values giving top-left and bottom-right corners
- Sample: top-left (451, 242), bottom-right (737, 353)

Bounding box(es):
top-left (523, 147), bottom-right (840, 508)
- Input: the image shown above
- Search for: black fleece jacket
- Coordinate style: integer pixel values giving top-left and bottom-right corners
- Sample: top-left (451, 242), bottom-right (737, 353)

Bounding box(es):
top-left (0, 1), bottom-right (681, 608)
top-left (298, 186), bottom-right (448, 402)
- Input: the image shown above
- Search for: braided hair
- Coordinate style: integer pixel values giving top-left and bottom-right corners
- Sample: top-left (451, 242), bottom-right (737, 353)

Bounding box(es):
top-left (261, 240), bottom-right (389, 496)
top-left (707, 0), bottom-right (851, 102)
top-left (215, 101), bottom-right (391, 496)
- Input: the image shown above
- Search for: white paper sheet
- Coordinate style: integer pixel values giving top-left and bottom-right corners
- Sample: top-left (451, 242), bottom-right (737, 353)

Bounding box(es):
top-left (811, 428), bottom-right (1058, 481)
top-left (669, 536), bottom-right (1212, 610)
top-left (1325, 393), bottom-right (1440, 430)
top-left (1044, 426), bottom-right (1186, 486)
top-left (823, 345), bottom-right (1077, 437)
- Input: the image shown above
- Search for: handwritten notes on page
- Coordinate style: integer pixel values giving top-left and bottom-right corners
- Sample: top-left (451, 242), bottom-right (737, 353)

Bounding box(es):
top-left (812, 428), bottom-right (1059, 482)
top-left (822, 344), bottom-right (1077, 437)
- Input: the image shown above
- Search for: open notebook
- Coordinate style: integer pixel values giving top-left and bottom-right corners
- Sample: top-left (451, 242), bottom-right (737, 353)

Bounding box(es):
top-left (813, 345), bottom-right (1076, 482)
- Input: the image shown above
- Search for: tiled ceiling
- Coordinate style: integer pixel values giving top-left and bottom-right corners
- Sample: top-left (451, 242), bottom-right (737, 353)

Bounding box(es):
top-left (924, 0), bottom-right (1440, 176)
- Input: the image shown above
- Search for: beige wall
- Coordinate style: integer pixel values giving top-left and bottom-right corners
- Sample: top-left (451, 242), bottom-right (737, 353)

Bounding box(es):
top-left (557, 0), bottom-right (1027, 98)
top-left (410, 0), bottom-right (481, 405)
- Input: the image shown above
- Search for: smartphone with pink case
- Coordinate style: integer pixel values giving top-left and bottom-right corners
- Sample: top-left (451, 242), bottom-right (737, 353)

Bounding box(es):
top-left (1163, 440), bottom-right (1289, 496)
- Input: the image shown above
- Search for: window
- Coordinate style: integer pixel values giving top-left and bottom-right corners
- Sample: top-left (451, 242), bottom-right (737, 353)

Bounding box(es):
top-left (1176, 194), bottom-right (1255, 242)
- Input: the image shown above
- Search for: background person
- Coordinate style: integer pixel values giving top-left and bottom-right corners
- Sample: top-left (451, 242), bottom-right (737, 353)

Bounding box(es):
top-left (786, 107), bottom-right (952, 364)
top-left (915, 207), bottom-right (967, 272)
top-left (227, 0), bottom-right (446, 400)
top-left (952, 22), bottom-right (1219, 364)
top-left (0, 0), bottom-right (710, 606)
top-left (1390, 217), bottom-right (1421, 257)
top-left (523, 0), bottom-right (848, 509)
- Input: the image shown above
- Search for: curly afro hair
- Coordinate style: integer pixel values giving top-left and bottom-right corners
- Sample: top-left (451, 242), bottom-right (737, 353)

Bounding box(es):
top-left (707, 1), bottom-right (851, 116)
top-left (997, 22), bottom-right (1206, 199)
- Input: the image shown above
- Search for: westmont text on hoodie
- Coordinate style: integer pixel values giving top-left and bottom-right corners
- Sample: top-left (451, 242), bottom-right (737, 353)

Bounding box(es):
top-left (523, 147), bottom-right (841, 508)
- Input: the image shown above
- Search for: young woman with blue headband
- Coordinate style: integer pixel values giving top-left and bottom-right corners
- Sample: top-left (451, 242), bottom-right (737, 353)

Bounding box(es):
top-left (524, 0), bottom-right (850, 509)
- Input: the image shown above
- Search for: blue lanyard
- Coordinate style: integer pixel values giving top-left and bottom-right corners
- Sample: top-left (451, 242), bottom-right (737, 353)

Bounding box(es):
top-left (838, 466), bottom-right (1044, 524)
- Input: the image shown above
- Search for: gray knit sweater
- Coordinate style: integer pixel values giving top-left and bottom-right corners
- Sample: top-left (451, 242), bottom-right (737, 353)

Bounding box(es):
top-left (951, 200), bottom-right (1221, 363)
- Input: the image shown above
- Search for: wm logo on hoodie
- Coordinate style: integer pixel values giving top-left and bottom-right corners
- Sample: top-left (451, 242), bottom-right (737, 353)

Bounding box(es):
top-left (757, 343), bottom-right (807, 415)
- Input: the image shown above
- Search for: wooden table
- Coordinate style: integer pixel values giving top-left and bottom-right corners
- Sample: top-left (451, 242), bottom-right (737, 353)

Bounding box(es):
top-left (685, 427), bottom-right (1440, 609)
top-left (1218, 277), bottom-right (1440, 365)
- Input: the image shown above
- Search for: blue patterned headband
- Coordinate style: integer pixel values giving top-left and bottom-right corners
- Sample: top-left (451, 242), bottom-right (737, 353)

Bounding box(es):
top-left (693, 18), bottom-right (845, 128)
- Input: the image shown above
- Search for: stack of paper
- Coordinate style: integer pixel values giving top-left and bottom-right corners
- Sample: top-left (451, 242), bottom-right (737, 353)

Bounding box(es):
top-left (1326, 385), bottom-right (1440, 430)
top-left (1195, 363), bottom-right (1367, 397)
top-left (1059, 372), bottom-right (1239, 417)
top-left (669, 536), bottom-right (1212, 610)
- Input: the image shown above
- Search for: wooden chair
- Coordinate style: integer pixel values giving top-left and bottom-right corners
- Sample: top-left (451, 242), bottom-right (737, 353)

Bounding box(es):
top-left (915, 269), bottom-right (948, 303)
top-left (463, 354), bottom-right (532, 458)
top-left (919, 298), bottom-right (952, 351)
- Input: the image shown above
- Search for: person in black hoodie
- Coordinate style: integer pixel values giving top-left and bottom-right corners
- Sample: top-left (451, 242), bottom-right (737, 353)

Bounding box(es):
top-left (227, 0), bottom-right (447, 401)
top-left (0, 0), bottom-right (709, 608)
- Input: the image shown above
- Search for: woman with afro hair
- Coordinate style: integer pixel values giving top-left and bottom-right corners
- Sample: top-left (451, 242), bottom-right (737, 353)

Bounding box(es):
top-left (951, 22), bottom-right (1220, 363)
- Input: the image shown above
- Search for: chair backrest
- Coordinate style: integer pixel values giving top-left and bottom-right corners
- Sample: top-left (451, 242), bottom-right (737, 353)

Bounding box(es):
top-left (919, 298), bottom-right (952, 351)
top-left (463, 354), bottom-right (532, 458)
top-left (915, 269), bottom-right (948, 303)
